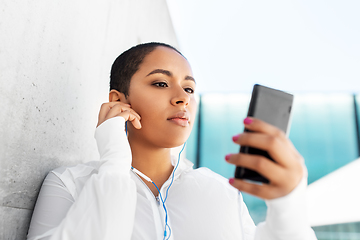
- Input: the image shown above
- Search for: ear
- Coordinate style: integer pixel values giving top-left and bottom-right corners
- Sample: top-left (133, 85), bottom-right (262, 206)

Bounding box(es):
top-left (109, 90), bottom-right (128, 103)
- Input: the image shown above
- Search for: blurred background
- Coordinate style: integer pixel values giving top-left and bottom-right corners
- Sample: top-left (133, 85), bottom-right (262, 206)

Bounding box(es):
top-left (171, 0), bottom-right (360, 239)
top-left (168, 0), bottom-right (360, 94)
top-left (0, 0), bottom-right (359, 239)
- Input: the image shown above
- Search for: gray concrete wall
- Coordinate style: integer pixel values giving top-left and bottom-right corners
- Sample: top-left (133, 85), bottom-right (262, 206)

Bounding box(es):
top-left (0, 0), bottom-right (178, 239)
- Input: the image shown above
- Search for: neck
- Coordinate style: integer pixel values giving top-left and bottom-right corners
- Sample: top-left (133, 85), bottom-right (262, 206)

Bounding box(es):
top-left (129, 140), bottom-right (174, 192)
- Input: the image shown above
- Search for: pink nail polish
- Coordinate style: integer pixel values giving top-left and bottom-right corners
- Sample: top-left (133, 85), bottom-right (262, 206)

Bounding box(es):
top-left (244, 117), bottom-right (253, 125)
top-left (232, 134), bottom-right (240, 142)
top-left (225, 154), bottom-right (231, 161)
top-left (229, 178), bottom-right (235, 184)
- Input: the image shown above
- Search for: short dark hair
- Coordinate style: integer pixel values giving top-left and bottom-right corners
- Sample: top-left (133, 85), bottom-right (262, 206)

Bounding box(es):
top-left (110, 42), bottom-right (183, 97)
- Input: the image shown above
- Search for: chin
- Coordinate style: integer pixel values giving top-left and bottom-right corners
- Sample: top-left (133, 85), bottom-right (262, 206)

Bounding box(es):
top-left (155, 133), bottom-right (190, 149)
top-left (161, 139), bottom-right (188, 149)
top-left (142, 124), bottom-right (193, 148)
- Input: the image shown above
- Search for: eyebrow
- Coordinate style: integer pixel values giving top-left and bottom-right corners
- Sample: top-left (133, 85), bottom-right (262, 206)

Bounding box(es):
top-left (146, 69), bottom-right (196, 83)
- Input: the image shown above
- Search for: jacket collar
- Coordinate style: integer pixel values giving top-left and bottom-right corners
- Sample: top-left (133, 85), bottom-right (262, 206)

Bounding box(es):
top-left (170, 154), bottom-right (194, 181)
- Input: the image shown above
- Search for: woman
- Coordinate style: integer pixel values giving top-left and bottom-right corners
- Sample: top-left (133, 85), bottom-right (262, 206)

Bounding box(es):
top-left (27, 42), bottom-right (317, 239)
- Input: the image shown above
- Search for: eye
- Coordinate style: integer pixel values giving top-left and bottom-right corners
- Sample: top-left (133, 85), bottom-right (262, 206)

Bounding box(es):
top-left (153, 82), bottom-right (168, 88)
top-left (184, 87), bottom-right (194, 94)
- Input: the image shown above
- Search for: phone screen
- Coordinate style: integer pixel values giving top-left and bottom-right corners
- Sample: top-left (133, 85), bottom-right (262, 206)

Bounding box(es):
top-left (234, 84), bottom-right (293, 183)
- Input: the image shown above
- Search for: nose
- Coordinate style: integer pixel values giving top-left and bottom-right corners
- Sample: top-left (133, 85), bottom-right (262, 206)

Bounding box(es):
top-left (170, 87), bottom-right (190, 107)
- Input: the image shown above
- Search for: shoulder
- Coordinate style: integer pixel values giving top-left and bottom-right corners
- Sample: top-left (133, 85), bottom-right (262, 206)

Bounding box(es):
top-left (192, 167), bottom-right (227, 181)
top-left (49, 161), bottom-right (102, 199)
top-left (51, 161), bottom-right (102, 177)
top-left (181, 166), bottom-right (238, 193)
top-left (188, 167), bottom-right (227, 182)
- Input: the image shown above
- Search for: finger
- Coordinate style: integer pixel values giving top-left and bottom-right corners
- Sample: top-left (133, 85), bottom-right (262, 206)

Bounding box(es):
top-left (104, 109), bottom-right (142, 129)
top-left (98, 102), bottom-right (131, 125)
top-left (105, 104), bottom-right (141, 121)
top-left (243, 117), bottom-right (287, 140)
top-left (234, 132), bottom-right (295, 167)
top-left (118, 111), bottom-right (142, 129)
top-left (104, 104), bottom-right (139, 121)
top-left (242, 117), bottom-right (303, 166)
top-left (229, 178), bottom-right (282, 200)
top-left (226, 153), bottom-right (286, 185)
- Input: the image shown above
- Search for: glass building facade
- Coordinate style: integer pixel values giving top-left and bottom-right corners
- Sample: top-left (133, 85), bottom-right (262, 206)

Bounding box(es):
top-left (186, 93), bottom-right (360, 239)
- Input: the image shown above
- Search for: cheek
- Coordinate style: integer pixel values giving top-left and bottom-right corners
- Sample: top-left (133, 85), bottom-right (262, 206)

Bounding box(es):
top-left (139, 101), bottom-right (161, 116)
top-left (131, 97), bottom-right (165, 127)
top-left (130, 90), bottom-right (162, 114)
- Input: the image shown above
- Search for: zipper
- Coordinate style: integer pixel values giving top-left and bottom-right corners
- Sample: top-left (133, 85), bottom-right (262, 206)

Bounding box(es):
top-left (130, 167), bottom-right (181, 240)
top-left (131, 170), bottom-right (160, 205)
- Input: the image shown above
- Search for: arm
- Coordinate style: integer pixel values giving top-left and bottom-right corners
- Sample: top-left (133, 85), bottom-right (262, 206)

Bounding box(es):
top-left (49, 117), bottom-right (136, 240)
top-left (28, 101), bottom-right (142, 240)
top-left (237, 192), bottom-right (257, 240)
top-left (254, 170), bottom-right (316, 240)
top-left (227, 117), bottom-right (317, 240)
top-left (27, 172), bottom-right (75, 240)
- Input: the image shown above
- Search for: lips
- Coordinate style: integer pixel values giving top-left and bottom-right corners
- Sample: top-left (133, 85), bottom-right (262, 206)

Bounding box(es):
top-left (167, 111), bottom-right (190, 127)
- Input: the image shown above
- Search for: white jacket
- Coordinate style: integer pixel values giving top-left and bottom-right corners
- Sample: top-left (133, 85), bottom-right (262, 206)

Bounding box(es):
top-left (27, 116), bottom-right (317, 240)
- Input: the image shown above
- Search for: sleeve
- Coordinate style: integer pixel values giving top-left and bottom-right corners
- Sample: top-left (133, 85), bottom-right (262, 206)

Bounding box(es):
top-left (27, 116), bottom-right (137, 240)
top-left (237, 192), bottom-right (257, 240)
top-left (26, 172), bottom-right (75, 240)
top-left (253, 168), bottom-right (318, 240)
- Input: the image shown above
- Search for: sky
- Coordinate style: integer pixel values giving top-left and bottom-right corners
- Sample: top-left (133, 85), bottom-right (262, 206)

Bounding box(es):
top-left (167, 0), bottom-right (360, 94)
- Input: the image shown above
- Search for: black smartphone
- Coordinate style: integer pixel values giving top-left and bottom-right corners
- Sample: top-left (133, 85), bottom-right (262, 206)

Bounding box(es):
top-left (234, 84), bottom-right (293, 183)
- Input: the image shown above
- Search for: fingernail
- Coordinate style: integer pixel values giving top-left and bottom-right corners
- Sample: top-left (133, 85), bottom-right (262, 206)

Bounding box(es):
top-left (244, 117), bottom-right (253, 125)
top-left (229, 178), bottom-right (235, 184)
top-left (232, 134), bottom-right (240, 142)
top-left (225, 154), bottom-right (231, 161)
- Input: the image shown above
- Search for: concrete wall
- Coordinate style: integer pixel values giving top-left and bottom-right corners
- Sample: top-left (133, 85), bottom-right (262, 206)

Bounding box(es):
top-left (0, 1), bottom-right (178, 239)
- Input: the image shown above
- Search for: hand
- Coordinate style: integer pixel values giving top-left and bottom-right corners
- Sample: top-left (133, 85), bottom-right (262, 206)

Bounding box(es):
top-left (226, 117), bottom-right (304, 200)
top-left (97, 102), bottom-right (142, 129)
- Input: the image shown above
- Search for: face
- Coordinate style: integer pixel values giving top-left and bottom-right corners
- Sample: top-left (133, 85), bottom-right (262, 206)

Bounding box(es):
top-left (126, 46), bottom-right (197, 148)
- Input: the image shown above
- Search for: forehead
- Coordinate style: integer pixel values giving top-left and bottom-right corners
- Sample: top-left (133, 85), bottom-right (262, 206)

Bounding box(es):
top-left (136, 46), bottom-right (193, 77)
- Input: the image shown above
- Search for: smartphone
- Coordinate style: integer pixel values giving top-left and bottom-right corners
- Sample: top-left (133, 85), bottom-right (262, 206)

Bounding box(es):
top-left (234, 84), bottom-right (293, 184)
